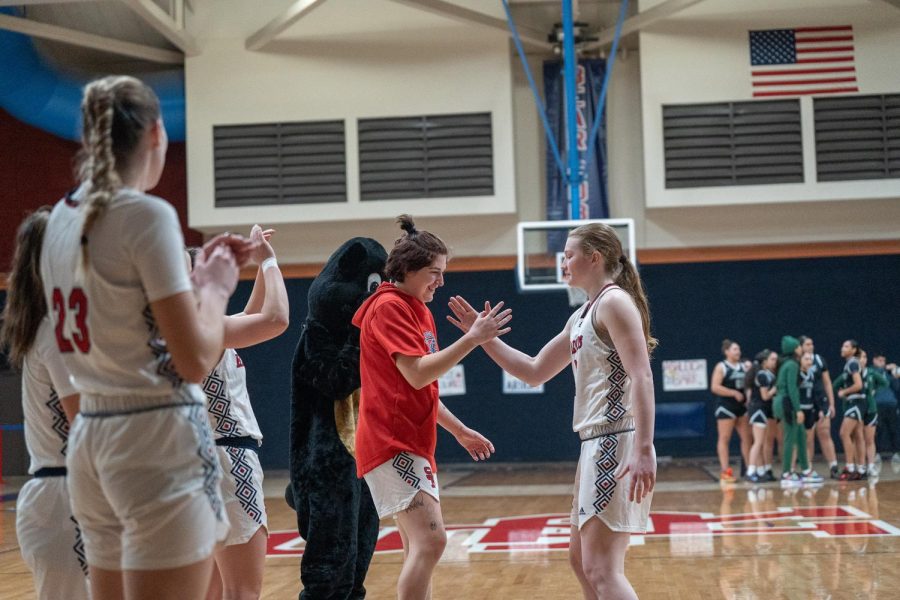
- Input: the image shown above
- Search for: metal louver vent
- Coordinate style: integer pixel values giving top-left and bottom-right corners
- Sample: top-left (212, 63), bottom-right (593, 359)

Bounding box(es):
top-left (814, 94), bottom-right (900, 182)
top-left (213, 121), bottom-right (346, 207)
top-left (662, 100), bottom-right (803, 188)
top-left (358, 113), bottom-right (493, 201)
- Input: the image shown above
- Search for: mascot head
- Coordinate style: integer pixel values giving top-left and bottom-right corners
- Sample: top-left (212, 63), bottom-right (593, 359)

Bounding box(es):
top-left (307, 237), bottom-right (387, 332)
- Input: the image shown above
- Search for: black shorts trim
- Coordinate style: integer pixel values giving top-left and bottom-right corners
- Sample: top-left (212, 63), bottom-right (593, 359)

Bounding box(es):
top-left (715, 397), bottom-right (747, 420)
top-left (216, 436), bottom-right (262, 452)
top-left (34, 466), bottom-right (67, 478)
top-left (80, 401), bottom-right (203, 418)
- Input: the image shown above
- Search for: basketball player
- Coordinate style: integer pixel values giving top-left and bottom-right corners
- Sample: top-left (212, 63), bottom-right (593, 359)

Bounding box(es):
top-left (449, 222), bottom-right (656, 600)
top-left (773, 337), bottom-right (809, 484)
top-left (799, 336), bottom-right (839, 478)
top-left (710, 340), bottom-right (751, 482)
top-left (354, 215), bottom-right (509, 600)
top-left (195, 225), bottom-right (289, 600)
top-left (837, 340), bottom-right (865, 481)
top-left (40, 75), bottom-right (252, 600)
top-left (745, 349), bottom-right (777, 483)
top-left (1, 209), bottom-right (90, 600)
top-left (834, 349), bottom-right (889, 480)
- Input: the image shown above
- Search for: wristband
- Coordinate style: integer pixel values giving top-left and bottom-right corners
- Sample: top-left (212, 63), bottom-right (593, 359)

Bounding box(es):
top-left (261, 257), bottom-right (279, 273)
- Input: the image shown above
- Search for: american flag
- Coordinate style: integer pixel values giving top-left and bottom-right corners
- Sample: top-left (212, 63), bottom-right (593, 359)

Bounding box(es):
top-left (749, 26), bottom-right (858, 98)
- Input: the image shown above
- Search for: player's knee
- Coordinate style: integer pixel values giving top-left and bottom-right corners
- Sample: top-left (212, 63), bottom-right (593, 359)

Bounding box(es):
top-left (581, 560), bottom-right (617, 592)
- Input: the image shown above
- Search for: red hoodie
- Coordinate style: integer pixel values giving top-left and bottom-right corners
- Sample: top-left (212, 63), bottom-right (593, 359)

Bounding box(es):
top-left (352, 282), bottom-right (440, 477)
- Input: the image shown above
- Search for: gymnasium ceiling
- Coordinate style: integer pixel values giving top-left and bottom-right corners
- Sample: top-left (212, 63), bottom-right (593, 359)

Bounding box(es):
top-left (0, 0), bottom-right (633, 75)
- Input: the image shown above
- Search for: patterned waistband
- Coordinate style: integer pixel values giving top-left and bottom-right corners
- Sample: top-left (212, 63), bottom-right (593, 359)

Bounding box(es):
top-left (81, 391), bottom-right (203, 417)
top-left (34, 466), bottom-right (67, 478)
top-left (216, 436), bottom-right (261, 452)
top-left (578, 418), bottom-right (636, 442)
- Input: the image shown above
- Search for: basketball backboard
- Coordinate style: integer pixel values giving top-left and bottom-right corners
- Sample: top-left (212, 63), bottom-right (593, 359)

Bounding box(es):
top-left (515, 219), bottom-right (636, 293)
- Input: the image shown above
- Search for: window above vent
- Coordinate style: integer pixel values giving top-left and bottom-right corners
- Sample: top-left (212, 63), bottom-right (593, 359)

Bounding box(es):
top-left (213, 121), bottom-right (346, 207)
top-left (662, 100), bottom-right (803, 189)
top-left (814, 94), bottom-right (900, 182)
top-left (358, 113), bottom-right (494, 201)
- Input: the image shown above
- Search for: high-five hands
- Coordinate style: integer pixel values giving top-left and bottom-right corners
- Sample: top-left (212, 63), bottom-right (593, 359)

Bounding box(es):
top-left (448, 296), bottom-right (512, 345)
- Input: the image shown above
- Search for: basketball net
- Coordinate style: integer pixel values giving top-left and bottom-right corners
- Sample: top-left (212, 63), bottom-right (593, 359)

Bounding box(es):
top-left (566, 286), bottom-right (588, 308)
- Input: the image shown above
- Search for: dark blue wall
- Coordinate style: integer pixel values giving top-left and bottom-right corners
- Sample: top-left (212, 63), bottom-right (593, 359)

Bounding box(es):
top-left (2, 252), bottom-right (896, 470)
top-left (233, 252), bottom-right (898, 469)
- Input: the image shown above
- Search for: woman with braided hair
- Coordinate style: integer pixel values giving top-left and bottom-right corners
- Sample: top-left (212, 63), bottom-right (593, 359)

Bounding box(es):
top-left (1, 208), bottom-right (90, 600)
top-left (40, 75), bottom-right (254, 600)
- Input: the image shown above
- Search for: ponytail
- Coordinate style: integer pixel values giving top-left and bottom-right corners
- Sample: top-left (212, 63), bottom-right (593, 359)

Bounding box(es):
top-left (77, 76), bottom-right (160, 267)
top-left (614, 256), bottom-right (658, 353)
top-left (81, 80), bottom-right (120, 266)
top-left (0, 208), bottom-right (51, 368)
top-left (570, 222), bottom-right (657, 354)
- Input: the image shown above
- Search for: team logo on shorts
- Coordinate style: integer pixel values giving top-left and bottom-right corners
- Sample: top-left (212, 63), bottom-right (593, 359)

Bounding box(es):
top-left (424, 331), bottom-right (437, 354)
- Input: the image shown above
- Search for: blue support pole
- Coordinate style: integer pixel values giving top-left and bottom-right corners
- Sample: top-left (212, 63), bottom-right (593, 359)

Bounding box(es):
top-left (561, 0), bottom-right (581, 220)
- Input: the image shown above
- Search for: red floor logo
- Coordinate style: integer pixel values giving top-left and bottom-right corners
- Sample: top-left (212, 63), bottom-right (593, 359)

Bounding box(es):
top-left (267, 505), bottom-right (900, 557)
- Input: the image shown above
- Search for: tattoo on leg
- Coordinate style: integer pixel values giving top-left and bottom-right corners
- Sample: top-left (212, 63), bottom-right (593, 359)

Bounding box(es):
top-left (405, 497), bottom-right (425, 513)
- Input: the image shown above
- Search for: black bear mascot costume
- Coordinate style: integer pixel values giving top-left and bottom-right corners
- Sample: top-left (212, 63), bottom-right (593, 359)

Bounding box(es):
top-left (287, 237), bottom-right (388, 599)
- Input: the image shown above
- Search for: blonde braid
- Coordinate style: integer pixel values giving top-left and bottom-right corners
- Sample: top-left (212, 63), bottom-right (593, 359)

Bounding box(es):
top-left (80, 79), bottom-right (122, 267)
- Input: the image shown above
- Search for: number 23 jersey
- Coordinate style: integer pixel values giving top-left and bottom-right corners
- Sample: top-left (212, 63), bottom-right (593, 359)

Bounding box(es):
top-left (40, 188), bottom-right (194, 396)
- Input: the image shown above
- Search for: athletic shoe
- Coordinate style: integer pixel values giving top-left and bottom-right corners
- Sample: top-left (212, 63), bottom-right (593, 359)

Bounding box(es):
top-left (780, 472), bottom-right (802, 487)
top-left (849, 470), bottom-right (862, 481)
top-left (746, 473), bottom-right (761, 484)
top-left (859, 471), bottom-right (868, 481)
top-left (830, 465), bottom-right (840, 479)
top-left (891, 452), bottom-right (900, 463)
top-left (764, 469), bottom-right (776, 482)
top-left (802, 470), bottom-right (824, 484)
top-left (720, 468), bottom-right (736, 483)
top-left (839, 468), bottom-right (852, 481)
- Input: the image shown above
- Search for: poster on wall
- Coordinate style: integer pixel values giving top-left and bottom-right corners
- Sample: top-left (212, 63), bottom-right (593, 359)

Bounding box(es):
top-left (662, 359), bottom-right (708, 392)
top-left (438, 364), bottom-right (466, 397)
top-left (502, 371), bottom-right (544, 394)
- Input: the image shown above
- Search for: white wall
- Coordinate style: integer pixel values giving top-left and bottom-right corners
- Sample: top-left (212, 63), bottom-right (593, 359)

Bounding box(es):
top-left (183, 0), bottom-right (900, 262)
top-left (639, 0), bottom-right (900, 209)
top-left (185, 0), bottom-right (519, 262)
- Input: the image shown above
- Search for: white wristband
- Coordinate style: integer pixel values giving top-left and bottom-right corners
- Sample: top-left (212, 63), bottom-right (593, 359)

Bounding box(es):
top-left (261, 257), bottom-right (278, 273)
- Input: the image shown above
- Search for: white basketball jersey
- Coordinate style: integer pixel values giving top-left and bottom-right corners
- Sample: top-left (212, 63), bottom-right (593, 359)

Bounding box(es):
top-left (40, 188), bottom-right (195, 397)
top-left (21, 319), bottom-right (78, 473)
top-left (569, 285), bottom-right (634, 433)
top-left (202, 348), bottom-right (262, 440)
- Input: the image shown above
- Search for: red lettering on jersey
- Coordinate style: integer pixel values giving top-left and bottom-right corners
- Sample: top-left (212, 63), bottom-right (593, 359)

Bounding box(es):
top-left (52, 287), bottom-right (91, 353)
top-left (571, 335), bottom-right (583, 355)
top-left (424, 466), bottom-right (436, 489)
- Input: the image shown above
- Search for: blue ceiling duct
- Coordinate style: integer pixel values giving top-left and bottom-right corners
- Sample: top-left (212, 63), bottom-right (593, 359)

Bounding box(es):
top-left (0, 7), bottom-right (186, 142)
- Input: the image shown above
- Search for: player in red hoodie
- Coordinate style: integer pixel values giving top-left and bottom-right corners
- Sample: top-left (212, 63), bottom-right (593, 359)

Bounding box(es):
top-left (353, 215), bottom-right (511, 600)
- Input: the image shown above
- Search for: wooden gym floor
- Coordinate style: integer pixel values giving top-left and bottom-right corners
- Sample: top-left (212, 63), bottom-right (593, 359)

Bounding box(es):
top-left (3, 459), bottom-right (900, 599)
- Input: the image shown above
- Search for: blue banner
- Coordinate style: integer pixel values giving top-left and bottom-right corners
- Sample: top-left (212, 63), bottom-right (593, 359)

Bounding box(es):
top-left (543, 59), bottom-right (610, 222)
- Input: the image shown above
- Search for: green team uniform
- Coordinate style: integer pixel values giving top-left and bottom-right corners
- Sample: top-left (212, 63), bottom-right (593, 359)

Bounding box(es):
top-left (773, 336), bottom-right (809, 474)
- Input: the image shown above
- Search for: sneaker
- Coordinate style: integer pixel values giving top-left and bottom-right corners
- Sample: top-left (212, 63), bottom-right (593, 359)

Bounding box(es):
top-left (764, 469), bottom-right (776, 482)
top-left (720, 468), bottom-right (736, 483)
top-left (746, 473), bottom-right (761, 484)
top-left (849, 470), bottom-right (862, 481)
top-left (802, 470), bottom-right (824, 484)
top-left (891, 452), bottom-right (900, 463)
top-left (781, 472), bottom-right (802, 486)
top-left (830, 465), bottom-right (840, 479)
top-left (839, 468), bottom-right (852, 481)
top-left (859, 471), bottom-right (868, 481)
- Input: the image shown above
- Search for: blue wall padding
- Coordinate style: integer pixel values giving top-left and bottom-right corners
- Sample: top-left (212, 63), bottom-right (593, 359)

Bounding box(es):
top-left (0, 7), bottom-right (186, 141)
